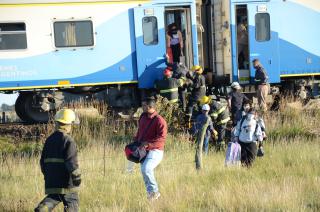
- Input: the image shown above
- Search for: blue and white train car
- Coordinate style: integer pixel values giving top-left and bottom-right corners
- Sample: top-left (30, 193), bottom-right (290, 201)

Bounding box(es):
top-left (0, 0), bottom-right (199, 122)
top-left (200, 0), bottom-right (320, 94)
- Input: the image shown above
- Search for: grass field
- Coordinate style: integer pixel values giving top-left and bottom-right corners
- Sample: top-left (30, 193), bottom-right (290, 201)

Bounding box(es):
top-left (0, 106), bottom-right (320, 211)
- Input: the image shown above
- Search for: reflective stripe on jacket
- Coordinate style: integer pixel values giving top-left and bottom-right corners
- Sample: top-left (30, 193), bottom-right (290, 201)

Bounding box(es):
top-left (210, 101), bottom-right (230, 125)
top-left (191, 74), bottom-right (206, 101)
top-left (155, 78), bottom-right (180, 102)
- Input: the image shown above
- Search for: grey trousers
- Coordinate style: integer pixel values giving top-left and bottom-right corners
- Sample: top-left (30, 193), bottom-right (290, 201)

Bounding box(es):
top-left (35, 193), bottom-right (79, 212)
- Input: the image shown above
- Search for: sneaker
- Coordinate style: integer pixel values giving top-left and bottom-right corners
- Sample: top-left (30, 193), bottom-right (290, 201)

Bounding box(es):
top-left (147, 192), bottom-right (161, 201)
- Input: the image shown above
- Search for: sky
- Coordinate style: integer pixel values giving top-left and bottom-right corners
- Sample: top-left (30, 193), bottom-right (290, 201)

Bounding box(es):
top-left (0, 93), bottom-right (18, 106)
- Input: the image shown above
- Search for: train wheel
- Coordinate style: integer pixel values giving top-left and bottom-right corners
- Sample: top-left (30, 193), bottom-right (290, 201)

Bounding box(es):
top-left (24, 93), bottom-right (51, 123)
top-left (15, 93), bottom-right (29, 122)
top-left (15, 93), bottom-right (51, 123)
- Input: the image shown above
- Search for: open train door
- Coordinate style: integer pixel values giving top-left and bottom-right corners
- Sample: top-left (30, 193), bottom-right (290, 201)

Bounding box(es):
top-left (247, 3), bottom-right (280, 84)
top-left (134, 6), bottom-right (166, 89)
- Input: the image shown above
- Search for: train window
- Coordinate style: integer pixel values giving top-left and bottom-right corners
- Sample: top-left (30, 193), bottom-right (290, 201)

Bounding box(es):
top-left (0, 23), bottom-right (27, 50)
top-left (54, 20), bottom-right (94, 48)
top-left (142, 16), bottom-right (158, 45)
top-left (255, 13), bottom-right (270, 42)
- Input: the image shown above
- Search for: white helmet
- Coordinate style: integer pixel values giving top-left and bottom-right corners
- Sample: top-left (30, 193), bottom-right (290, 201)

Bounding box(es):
top-left (202, 104), bottom-right (210, 111)
top-left (231, 82), bottom-right (241, 89)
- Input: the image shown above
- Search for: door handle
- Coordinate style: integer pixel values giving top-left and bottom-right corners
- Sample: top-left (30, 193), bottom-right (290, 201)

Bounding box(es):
top-left (269, 59), bottom-right (272, 65)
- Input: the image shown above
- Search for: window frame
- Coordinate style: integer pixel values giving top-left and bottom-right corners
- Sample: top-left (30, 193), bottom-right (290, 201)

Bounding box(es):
top-left (0, 22), bottom-right (28, 51)
top-left (255, 13), bottom-right (271, 42)
top-left (142, 16), bottom-right (159, 46)
top-left (52, 19), bottom-right (95, 49)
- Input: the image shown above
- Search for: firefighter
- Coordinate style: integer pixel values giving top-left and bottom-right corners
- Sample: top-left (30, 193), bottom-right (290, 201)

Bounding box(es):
top-left (155, 68), bottom-right (184, 103)
top-left (199, 96), bottom-right (230, 150)
top-left (186, 65), bottom-right (206, 127)
top-left (35, 109), bottom-right (81, 212)
top-left (172, 63), bottom-right (188, 111)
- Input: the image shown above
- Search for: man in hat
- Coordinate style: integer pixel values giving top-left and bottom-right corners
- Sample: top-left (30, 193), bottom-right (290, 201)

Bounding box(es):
top-left (253, 59), bottom-right (269, 112)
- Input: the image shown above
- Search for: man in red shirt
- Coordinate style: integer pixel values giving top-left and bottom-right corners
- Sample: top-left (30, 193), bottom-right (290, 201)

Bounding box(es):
top-left (135, 97), bottom-right (167, 200)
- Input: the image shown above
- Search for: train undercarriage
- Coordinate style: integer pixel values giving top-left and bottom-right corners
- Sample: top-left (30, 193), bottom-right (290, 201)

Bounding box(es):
top-left (14, 85), bottom-right (140, 123)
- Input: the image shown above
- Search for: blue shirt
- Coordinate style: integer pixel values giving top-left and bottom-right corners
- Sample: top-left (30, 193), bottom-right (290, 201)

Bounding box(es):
top-left (192, 113), bottom-right (214, 138)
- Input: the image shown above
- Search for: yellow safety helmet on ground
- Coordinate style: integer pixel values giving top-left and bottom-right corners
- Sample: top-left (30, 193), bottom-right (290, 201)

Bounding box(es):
top-left (54, 109), bottom-right (79, 125)
top-left (199, 95), bottom-right (211, 106)
top-left (191, 65), bottom-right (203, 74)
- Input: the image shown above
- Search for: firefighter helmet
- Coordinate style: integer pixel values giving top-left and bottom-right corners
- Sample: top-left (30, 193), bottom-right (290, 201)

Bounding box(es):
top-left (199, 96), bottom-right (211, 106)
top-left (163, 68), bottom-right (172, 77)
top-left (191, 65), bottom-right (203, 74)
top-left (54, 109), bottom-right (79, 125)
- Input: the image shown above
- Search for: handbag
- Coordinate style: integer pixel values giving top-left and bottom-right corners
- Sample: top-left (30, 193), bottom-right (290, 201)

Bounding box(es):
top-left (124, 115), bottom-right (158, 163)
top-left (179, 52), bottom-right (185, 66)
top-left (125, 142), bottom-right (148, 163)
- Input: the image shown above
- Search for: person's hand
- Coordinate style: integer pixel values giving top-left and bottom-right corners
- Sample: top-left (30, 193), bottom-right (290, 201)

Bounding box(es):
top-left (234, 136), bottom-right (239, 143)
top-left (140, 142), bottom-right (149, 148)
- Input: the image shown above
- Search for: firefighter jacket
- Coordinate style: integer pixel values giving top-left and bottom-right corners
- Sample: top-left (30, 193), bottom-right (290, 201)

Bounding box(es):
top-left (155, 77), bottom-right (182, 103)
top-left (190, 73), bottom-right (206, 101)
top-left (172, 65), bottom-right (188, 91)
top-left (40, 130), bottom-right (81, 194)
top-left (209, 101), bottom-right (230, 125)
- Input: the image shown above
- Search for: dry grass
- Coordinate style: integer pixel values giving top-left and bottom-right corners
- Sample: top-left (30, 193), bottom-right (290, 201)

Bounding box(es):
top-left (0, 100), bottom-right (319, 211)
top-left (0, 136), bottom-right (319, 211)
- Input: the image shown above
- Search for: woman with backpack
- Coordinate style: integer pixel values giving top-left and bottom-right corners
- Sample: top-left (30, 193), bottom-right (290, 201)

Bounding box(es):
top-left (233, 108), bottom-right (263, 167)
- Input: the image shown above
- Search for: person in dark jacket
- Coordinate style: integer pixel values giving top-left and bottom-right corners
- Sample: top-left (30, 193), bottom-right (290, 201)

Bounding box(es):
top-left (135, 97), bottom-right (167, 200)
top-left (35, 109), bottom-right (80, 212)
top-left (227, 82), bottom-right (249, 126)
top-left (155, 68), bottom-right (184, 103)
top-left (186, 65), bottom-right (206, 127)
top-left (172, 63), bottom-right (188, 111)
top-left (253, 59), bottom-right (269, 112)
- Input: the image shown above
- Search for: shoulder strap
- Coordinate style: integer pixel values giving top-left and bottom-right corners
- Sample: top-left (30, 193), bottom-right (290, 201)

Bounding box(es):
top-left (138, 114), bottom-right (158, 142)
top-left (238, 115), bottom-right (247, 134)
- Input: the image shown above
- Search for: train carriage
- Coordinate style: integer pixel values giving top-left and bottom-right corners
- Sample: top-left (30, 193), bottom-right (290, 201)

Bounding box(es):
top-left (0, 0), bottom-right (320, 123)
top-left (0, 0), bottom-right (199, 122)
top-left (199, 0), bottom-right (320, 93)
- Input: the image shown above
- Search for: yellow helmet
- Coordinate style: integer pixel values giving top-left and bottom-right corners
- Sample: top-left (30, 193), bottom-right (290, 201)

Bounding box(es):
top-left (54, 109), bottom-right (79, 125)
top-left (191, 65), bottom-right (203, 74)
top-left (199, 96), bottom-right (211, 106)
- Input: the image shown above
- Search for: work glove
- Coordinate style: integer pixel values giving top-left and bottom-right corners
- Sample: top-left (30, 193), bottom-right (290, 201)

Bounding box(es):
top-left (71, 169), bottom-right (81, 186)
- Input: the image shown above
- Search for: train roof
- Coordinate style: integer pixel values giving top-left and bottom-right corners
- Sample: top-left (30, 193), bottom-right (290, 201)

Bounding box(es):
top-left (0, 0), bottom-right (150, 3)
top-left (0, 0), bottom-right (195, 4)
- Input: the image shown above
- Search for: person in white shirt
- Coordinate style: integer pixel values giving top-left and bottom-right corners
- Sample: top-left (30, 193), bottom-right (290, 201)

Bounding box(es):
top-left (233, 108), bottom-right (263, 167)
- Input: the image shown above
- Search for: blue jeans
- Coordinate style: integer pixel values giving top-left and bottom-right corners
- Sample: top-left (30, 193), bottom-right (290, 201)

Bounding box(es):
top-left (203, 136), bottom-right (210, 154)
top-left (140, 149), bottom-right (164, 194)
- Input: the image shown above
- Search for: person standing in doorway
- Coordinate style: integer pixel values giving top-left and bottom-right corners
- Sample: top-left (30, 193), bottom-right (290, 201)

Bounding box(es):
top-left (135, 97), bottom-right (167, 200)
top-left (166, 23), bottom-right (183, 63)
top-left (253, 59), bottom-right (269, 112)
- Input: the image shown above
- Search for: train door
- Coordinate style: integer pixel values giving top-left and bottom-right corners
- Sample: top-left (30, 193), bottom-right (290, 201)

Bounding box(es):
top-left (165, 7), bottom-right (193, 68)
top-left (247, 3), bottom-right (280, 84)
top-left (134, 6), bottom-right (166, 88)
top-left (235, 5), bottom-right (250, 84)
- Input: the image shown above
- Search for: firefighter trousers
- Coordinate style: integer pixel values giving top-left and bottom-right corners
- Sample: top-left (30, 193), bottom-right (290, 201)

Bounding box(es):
top-left (34, 193), bottom-right (79, 212)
